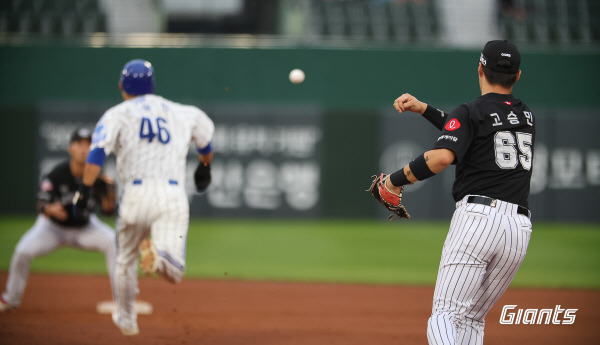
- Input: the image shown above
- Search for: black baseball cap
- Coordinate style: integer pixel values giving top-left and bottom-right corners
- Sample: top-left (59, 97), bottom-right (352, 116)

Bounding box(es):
top-left (479, 40), bottom-right (521, 74)
top-left (70, 128), bottom-right (92, 144)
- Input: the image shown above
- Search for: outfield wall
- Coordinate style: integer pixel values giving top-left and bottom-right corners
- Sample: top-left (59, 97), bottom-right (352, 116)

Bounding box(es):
top-left (1, 44), bottom-right (598, 221)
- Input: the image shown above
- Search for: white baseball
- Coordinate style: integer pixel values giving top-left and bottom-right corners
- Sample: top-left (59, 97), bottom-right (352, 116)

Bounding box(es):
top-left (289, 69), bottom-right (305, 84)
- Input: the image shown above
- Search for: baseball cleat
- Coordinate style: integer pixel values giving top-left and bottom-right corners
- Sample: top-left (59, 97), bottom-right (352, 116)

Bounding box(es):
top-left (0, 297), bottom-right (14, 312)
top-left (139, 238), bottom-right (158, 274)
top-left (112, 312), bottom-right (139, 336)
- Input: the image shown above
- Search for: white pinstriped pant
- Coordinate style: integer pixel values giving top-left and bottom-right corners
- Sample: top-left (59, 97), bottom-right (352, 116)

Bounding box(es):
top-left (2, 214), bottom-right (116, 307)
top-left (114, 180), bottom-right (189, 327)
top-left (427, 195), bottom-right (532, 345)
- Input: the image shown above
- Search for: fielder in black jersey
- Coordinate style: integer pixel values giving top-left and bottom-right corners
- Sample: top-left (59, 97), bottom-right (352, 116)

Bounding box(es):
top-left (382, 40), bottom-right (535, 344)
top-left (431, 92), bottom-right (534, 209)
top-left (0, 129), bottom-right (117, 312)
top-left (40, 160), bottom-right (115, 227)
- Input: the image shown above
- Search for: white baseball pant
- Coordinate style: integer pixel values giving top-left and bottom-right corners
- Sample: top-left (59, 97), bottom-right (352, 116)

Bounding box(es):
top-left (427, 195), bottom-right (532, 345)
top-left (114, 179), bottom-right (189, 326)
top-left (2, 214), bottom-right (116, 307)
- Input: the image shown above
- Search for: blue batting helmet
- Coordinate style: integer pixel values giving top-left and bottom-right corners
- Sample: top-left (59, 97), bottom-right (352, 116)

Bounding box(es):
top-left (119, 59), bottom-right (154, 95)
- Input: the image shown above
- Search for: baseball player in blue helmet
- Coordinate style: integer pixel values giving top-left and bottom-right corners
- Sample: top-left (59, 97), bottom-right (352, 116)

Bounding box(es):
top-left (119, 59), bottom-right (155, 96)
top-left (75, 58), bottom-right (215, 336)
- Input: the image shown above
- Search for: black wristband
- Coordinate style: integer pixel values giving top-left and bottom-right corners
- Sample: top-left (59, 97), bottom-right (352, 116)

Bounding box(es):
top-left (389, 169), bottom-right (410, 187)
top-left (79, 184), bottom-right (92, 197)
top-left (408, 154), bottom-right (436, 181)
top-left (422, 105), bottom-right (446, 130)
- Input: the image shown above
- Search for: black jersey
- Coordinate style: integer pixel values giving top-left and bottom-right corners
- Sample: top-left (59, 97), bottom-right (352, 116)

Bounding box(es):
top-left (432, 93), bottom-right (535, 208)
top-left (38, 161), bottom-right (104, 227)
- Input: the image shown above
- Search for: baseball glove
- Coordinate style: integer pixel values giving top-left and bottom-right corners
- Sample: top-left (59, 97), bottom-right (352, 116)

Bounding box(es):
top-left (367, 174), bottom-right (411, 220)
top-left (94, 175), bottom-right (117, 215)
top-left (94, 174), bottom-right (116, 199)
top-left (194, 162), bottom-right (211, 192)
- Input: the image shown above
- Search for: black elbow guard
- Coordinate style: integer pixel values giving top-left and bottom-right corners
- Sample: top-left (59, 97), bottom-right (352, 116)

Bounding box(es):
top-left (409, 155), bottom-right (436, 181)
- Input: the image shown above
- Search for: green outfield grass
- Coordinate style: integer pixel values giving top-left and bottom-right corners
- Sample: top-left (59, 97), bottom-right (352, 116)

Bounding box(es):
top-left (0, 216), bottom-right (598, 289)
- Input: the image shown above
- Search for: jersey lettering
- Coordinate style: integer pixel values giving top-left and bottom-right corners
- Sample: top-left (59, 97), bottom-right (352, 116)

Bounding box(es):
top-left (91, 124), bottom-right (106, 148)
top-left (524, 111), bottom-right (534, 126)
top-left (490, 113), bottom-right (503, 126)
top-left (516, 132), bottom-right (533, 170)
top-left (139, 117), bottom-right (171, 144)
top-left (507, 111), bottom-right (520, 125)
top-left (494, 131), bottom-right (533, 170)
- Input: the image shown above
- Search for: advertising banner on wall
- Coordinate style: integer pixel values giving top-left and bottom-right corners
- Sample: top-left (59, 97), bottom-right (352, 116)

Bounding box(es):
top-left (527, 108), bottom-right (600, 221)
top-left (191, 105), bottom-right (323, 218)
top-left (35, 102), bottom-right (598, 221)
top-left (36, 102), bottom-right (112, 182)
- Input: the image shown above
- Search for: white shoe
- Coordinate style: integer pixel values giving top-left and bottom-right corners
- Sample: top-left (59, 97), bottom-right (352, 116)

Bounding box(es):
top-left (0, 297), bottom-right (14, 312)
top-left (139, 238), bottom-right (158, 274)
top-left (112, 312), bottom-right (139, 336)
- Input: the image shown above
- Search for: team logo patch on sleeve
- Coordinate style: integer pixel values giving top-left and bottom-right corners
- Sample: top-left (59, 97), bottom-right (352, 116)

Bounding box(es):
top-left (40, 179), bottom-right (53, 191)
top-left (445, 118), bottom-right (461, 131)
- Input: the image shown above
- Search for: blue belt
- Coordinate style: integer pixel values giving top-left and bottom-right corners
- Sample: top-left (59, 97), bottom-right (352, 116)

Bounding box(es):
top-left (132, 179), bottom-right (178, 185)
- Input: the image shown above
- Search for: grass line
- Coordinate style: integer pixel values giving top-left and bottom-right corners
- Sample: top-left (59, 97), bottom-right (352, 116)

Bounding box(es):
top-left (0, 216), bottom-right (598, 289)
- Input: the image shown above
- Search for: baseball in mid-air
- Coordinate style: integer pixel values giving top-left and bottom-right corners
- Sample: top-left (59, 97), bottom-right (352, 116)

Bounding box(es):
top-left (289, 68), bottom-right (305, 84)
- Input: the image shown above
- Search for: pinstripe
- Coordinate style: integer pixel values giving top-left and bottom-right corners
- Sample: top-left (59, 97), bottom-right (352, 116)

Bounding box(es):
top-left (92, 94), bottom-right (213, 332)
top-left (439, 211), bottom-right (488, 312)
top-left (427, 196), bottom-right (531, 345)
top-left (437, 211), bottom-right (480, 309)
top-left (2, 214), bottom-right (116, 307)
top-left (453, 213), bottom-right (500, 305)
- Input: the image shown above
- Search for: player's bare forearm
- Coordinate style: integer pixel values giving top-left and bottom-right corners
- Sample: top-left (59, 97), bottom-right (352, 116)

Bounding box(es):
top-left (422, 149), bottom-right (455, 173)
top-left (199, 152), bottom-right (213, 165)
top-left (83, 163), bottom-right (102, 187)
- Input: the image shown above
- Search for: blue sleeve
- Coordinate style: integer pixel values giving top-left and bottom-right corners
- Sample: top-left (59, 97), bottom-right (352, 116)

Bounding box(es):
top-left (197, 142), bottom-right (213, 155)
top-left (87, 147), bottom-right (107, 166)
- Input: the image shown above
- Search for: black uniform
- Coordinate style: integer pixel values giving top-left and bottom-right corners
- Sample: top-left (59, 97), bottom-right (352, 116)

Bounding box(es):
top-left (429, 93), bottom-right (535, 209)
top-left (38, 161), bottom-right (108, 227)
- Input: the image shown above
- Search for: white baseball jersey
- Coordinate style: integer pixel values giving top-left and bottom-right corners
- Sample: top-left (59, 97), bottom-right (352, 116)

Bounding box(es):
top-left (90, 94), bottom-right (214, 328)
top-left (91, 94), bottom-right (214, 185)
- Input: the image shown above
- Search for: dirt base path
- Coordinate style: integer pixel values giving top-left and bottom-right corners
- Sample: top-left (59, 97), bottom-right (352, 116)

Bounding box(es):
top-left (0, 273), bottom-right (598, 344)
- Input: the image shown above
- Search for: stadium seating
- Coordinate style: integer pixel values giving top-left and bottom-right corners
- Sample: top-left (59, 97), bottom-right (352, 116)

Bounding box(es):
top-left (1, 0), bottom-right (106, 36)
top-left (498, 0), bottom-right (599, 44)
top-left (0, 0), bottom-right (597, 45)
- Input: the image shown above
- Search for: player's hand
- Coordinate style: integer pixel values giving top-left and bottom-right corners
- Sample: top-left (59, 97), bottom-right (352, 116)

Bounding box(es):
top-left (43, 202), bottom-right (68, 221)
top-left (393, 93), bottom-right (427, 115)
top-left (72, 184), bottom-right (91, 217)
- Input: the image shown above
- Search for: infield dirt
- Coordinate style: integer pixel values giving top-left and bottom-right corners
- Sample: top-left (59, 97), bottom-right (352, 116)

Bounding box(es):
top-left (0, 273), bottom-right (598, 344)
